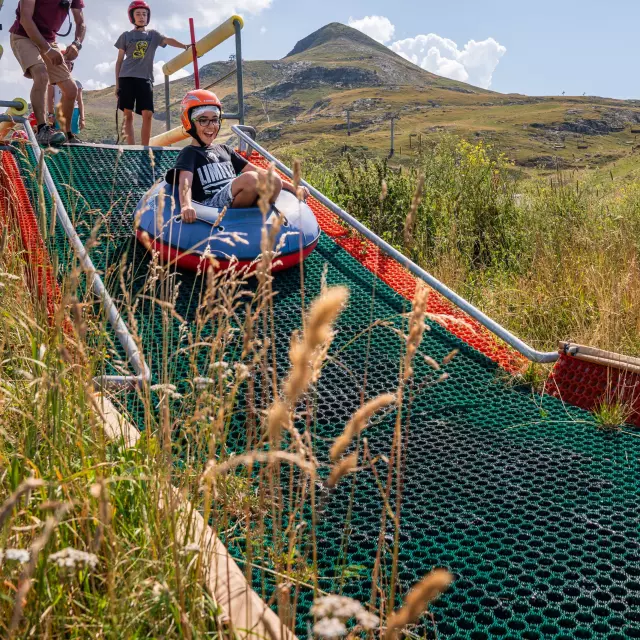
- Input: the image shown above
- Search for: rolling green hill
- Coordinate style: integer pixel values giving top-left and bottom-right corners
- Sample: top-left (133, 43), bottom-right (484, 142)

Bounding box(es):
top-left (83, 22), bottom-right (640, 174)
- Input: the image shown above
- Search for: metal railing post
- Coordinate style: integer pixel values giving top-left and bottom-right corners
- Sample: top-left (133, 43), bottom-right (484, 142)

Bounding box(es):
top-left (234, 19), bottom-right (244, 125)
top-left (21, 121), bottom-right (151, 388)
top-left (164, 74), bottom-right (171, 131)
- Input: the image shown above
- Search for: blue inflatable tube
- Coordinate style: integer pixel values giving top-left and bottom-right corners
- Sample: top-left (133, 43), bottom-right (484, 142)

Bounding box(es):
top-left (134, 182), bottom-right (320, 272)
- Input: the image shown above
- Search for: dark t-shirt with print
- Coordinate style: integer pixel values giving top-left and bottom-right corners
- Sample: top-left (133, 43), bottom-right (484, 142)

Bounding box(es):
top-left (10, 0), bottom-right (85, 42)
top-left (165, 144), bottom-right (249, 203)
top-left (115, 29), bottom-right (166, 81)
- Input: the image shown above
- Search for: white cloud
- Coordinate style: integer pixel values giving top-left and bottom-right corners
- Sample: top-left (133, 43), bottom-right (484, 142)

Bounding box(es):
top-left (347, 15), bottom-right (395, 44)
top-left (95, 60), bottom-right (116, 75)
top-left (153, 62), bottom-right (189, 86)
top-left (85, 79), bottom-right (109, 91)
top-left (390, 33), bottom-right (506, 89)
top-left (260, 26), bottom-right (267, 35)
top-left (0, 52), bottom-right (32, 98)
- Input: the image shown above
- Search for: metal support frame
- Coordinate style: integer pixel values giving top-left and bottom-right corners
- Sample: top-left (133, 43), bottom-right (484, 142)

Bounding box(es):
top-left (233, 19), bottom-right (244, 126)
top-left (163, 19), bottom-right (244, 130)
top-left (7, 118), bottom-right (151, 388)
top-left (164, 75), bottom-right (171, 130)
top-left (0, 100), bottom-right (26, 110)
top-left (231, 124), bottom-right (559, 364)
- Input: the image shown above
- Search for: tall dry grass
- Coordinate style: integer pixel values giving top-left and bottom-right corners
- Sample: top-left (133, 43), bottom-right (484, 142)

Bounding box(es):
top-left (285, 135), bottom-right (640, 356)
top-left (0, 157), bottom-right (452, 638)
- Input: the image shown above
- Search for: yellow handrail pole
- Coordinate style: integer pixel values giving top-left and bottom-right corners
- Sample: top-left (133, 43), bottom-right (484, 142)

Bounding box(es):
top-left (162, 15), bottom-right (244, 76)
top-left (0, 98), bottom-right (29, 140)
top-left (149, 125), bottom-right (189, 147)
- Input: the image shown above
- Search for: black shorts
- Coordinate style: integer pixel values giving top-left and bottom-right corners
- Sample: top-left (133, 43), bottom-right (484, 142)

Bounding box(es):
top-left (117, 77), bottom-right (154, 114)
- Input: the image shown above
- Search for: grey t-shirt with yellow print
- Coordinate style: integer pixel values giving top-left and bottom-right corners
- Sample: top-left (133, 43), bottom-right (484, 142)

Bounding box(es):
top-left (115, 29), bottom-right (167, 82)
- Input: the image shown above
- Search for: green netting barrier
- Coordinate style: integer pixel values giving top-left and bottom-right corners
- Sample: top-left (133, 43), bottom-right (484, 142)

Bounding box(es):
top-left (13, 144), bottom-right (640, 640)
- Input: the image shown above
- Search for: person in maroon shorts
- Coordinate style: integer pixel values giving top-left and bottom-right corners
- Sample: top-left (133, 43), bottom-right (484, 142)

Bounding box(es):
top-left (9, 0), bottom-right (86, 146)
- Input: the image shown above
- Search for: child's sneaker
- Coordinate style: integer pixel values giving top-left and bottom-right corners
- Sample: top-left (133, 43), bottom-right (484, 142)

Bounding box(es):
top-left (36, 125), bottom-right (66, 147)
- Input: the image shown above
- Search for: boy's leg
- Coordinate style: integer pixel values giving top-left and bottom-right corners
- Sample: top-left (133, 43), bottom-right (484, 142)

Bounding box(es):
top-left (29, 63), bottom-right (50, 126)
top-left (141, 110), bottom-right (153, 146)
top-left (137, 80), bottom-right (155, 146)
top-left (230, 171), bottom-right (282, 208)
top-left (57, 78), bottom-right (78, 136)
top-left (117, 78), bottom-right (136, 144)
top-left (123, 110), bottom-right (135, 145)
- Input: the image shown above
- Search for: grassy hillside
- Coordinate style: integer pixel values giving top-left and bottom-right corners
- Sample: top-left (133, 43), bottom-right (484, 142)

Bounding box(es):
top-left (82, 22), bottom-right (640, 174)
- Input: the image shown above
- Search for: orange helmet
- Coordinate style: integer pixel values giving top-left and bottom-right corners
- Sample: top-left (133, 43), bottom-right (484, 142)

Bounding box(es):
top-left (180, 90), bottom-right (223, 132)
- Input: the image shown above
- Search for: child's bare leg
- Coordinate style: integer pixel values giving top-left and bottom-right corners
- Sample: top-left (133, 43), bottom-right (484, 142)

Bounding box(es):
top-left (231, 171), bottom-right (282, 208)
top-left (123, 109), bottom-right (135, 145)
top-left (141, 110), bottom-right (153, 146)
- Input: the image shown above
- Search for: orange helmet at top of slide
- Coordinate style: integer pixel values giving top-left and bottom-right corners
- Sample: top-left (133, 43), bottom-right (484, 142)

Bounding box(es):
top-left (180, 90), bottom-right (223, 132)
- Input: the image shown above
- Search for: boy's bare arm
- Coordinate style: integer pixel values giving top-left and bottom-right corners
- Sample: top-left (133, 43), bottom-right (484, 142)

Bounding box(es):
top-left (77, 87), bottom-right (85, 127)
top-left (64, 8), bottom-right (85, 62)
top-left (163, 37), bottom-right (190, 50)
top-left (179, 171), bottom-right (197, 223)
top-left (115, 49), bottom-right (125, 95)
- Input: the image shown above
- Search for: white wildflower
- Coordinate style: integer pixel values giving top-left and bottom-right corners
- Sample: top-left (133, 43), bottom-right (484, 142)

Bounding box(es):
top-left (194, 377), bottom-right (214, 388)
top-left (210, 361), bottom-right (229, 370)
top-left (356, 610), bottom-right (379, 630)
top-left (152, 581), bottom-right (169, 599)
top-left (233, 363), bottom-right (250, 380)
top-left (311, 595), bottom-right (362, 620)
top-left (332, 597), bottom-right (362, 619)
top-left (5, 548), bottom-right (30, 563)
top-left (49, 547), bottom-right (98, 570)
top-left (313, 617), bottom-right (347, 638)
top-left (150, 383), bottom-right (182, 400)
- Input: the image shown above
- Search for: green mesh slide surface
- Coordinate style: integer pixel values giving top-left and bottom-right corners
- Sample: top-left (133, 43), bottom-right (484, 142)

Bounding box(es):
top-left (14, 144), bottom-right (640, 640)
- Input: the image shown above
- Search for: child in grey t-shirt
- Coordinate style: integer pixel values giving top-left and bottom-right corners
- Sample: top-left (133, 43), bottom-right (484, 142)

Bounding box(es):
top-left (114, 0), bottom-right (189, 146)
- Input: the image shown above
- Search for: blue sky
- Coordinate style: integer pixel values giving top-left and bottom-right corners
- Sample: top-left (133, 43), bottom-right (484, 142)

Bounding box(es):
top-left (1, 0), bottom-right (638, 99)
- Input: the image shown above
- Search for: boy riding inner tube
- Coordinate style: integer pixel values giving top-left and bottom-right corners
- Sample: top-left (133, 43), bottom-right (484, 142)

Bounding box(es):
top-left (134, 182), bottom-right (321, 272)
top-left (134, 88), bottom-right (320, 272)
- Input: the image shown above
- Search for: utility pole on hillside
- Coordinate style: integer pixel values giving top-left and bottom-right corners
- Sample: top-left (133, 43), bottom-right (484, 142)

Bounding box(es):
top-left (346, 110), bottom-right (351, 136)
top-left (389, 116), bottom-right (396, 158)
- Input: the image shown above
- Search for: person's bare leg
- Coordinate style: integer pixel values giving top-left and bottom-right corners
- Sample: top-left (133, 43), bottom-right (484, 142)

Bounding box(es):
top-left (230, 171), bottom-right (260, 208)
top-left (231, 171), bottom-right (283, 208)
top-left (29, 63), bottom-right (49, 126)
top-left (141, 110), bottom-right (153, 146)
top-left (57, 78), bottom-right (78, 134)
top-left (124, 109), bottom-right (135, 145)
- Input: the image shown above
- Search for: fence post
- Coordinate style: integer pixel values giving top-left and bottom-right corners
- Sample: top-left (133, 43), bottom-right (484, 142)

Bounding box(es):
top-left (234, 19), bottom-right (244, 125)
top-left (164, 75), bottom-right (171, 131)
top-left (189, 18), bottom-right (200, 89)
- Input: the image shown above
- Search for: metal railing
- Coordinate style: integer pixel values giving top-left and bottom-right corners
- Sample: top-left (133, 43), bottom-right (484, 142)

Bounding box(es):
top-left (231, 125), bottom-right (559, 364)
top-left (0, 100), bottom-right (27, 110)
top-left (1, 115), bottom-right (151, 388)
